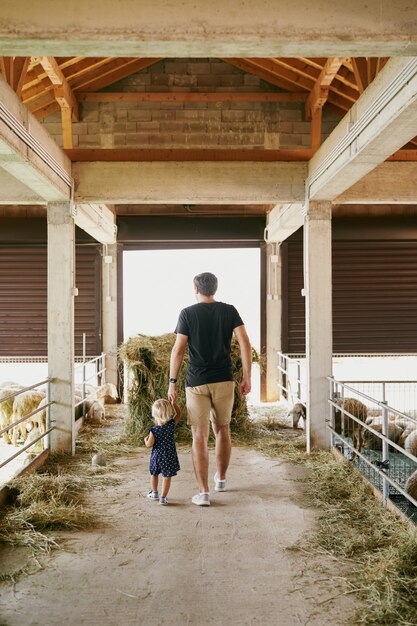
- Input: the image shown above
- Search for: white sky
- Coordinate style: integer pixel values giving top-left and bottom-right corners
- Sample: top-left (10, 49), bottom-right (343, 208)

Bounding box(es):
top-left (123, 248), bottom-right (261, 349)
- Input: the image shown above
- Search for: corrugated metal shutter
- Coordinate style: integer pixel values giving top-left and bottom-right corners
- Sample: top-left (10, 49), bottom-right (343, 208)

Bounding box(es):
top-left (0, 247), bottom-right (47, 356)
top-left (74, 247), bottom-right (102, 356)
top-left (282, 241), bottom-right (304, 353)
top-left (283, 240), bottom-right (417, 353)
top-left (0, 246), bottom-right (101, 356)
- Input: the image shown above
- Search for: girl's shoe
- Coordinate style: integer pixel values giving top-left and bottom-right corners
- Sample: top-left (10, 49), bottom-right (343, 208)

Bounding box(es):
top-left (159, 496), bottom-right (168, 505)
top-left (147, 491), bottom-right (159, 500)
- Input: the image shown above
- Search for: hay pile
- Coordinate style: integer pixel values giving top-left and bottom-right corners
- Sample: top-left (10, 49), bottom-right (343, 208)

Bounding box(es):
top-left (250, 421), bottom-right (417, 626)
top-left (119, 333), bottom-right (258, 443)
top-left (0, 409), bottom-right (127, 580)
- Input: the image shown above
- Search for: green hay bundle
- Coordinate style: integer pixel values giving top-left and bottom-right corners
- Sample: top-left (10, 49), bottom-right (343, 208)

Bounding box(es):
top-left (119, 332), bottom-right (258, 443)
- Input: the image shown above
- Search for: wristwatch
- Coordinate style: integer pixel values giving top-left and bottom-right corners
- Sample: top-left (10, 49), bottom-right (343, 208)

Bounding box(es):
top-left (169, 378), bottom-right (177, 384)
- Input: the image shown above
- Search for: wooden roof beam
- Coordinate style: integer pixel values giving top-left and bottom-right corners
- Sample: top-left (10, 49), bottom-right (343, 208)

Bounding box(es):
top-left (34, 56), bottom-right (79, 149)
top-left (72, 58), bottom-right (162, 92)
top-left (35, 56), bottom-right (79, 122)
top-left (13, 57), bottom-right (30, 96)
top-left (305, 57), bottom-right (347, 120)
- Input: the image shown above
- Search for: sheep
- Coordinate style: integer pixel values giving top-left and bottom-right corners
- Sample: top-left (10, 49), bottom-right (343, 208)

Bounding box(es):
top-left (363, 422), bottom-right (404, 451)
top-left (398, 422), bottom-right (417, 447)
top-left (288, 402), bottom-right (306, 429)
top-left (334, 398), bottom-right (367, 457)
top-left (0, 385), bottom-right (24, 445)
top-left (75, 384), bottom-right (99, 401)
top-left (365, 413), bottom-right (396, 426)
top-left (86, 400), bottom-right (105, 421)
top-left (394, 416), bottom-right (416, 431)
top-left (405, 469), bottom-right (417, 502)
top-left (12, 390), bottom-right (46, 446)
top-left (0, 387), bottom-right (18, 445)
top-left (403, 429), bottom-right (417, 458)
top-left (74, 391), bottom-right (105, 421)
top-left (96, 382), bottom-right (119, 404)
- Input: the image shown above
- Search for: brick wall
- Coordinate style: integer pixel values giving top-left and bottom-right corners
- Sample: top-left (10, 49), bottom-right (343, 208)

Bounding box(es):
top-left (41, 59), bottom-right (341, 150)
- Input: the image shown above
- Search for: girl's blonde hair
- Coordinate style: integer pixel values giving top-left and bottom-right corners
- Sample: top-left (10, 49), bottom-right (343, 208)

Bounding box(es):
top-left (151, 399), bottom-right (174, 425)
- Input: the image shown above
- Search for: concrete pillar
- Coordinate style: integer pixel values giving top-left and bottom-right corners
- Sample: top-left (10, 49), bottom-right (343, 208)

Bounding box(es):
top-left (304, 201), bottom-right (332, 452)
top-left (266, 243), bottom-right (282, 401)
top-left (102, 243), bottom-right (119, 387)
top-left (47, 201), bottom-right (75, 454)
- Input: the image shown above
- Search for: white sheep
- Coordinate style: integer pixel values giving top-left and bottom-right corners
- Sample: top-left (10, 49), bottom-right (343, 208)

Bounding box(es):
top-left (403, 429), bottom-right (417, 458)
top-left (96, 382), bottom-right (119, 404)
top-left (76, 382), bottom-right (119, 405)
top-left (365, 414), bottom-right (396, 426)
top-left (86, 400), bottom-right (105, 421)
top-left (405, 469), bottom-right (417, 502)
top-left (12, 390), bottom-right (46, 446)
top-left (74, 391), bottom-right (105, 421)
top-left (0, 385), bottom-right (24, 445)
top-left (399, 423), bottom-right (417, 447)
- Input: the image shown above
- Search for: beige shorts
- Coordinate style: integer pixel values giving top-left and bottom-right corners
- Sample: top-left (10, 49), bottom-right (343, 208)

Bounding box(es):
top-left (185, 381), bottom-right (235, 427)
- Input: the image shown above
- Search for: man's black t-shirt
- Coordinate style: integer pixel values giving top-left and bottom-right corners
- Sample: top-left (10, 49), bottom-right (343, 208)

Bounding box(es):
top-left (175, 301), bottom-right (244, 387)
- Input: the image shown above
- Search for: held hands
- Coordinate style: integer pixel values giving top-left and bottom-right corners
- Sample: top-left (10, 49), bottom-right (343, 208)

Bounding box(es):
top-left (168, 382), bottom-right (179, 403)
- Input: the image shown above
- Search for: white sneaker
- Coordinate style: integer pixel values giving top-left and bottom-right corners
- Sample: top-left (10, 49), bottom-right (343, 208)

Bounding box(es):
top-left (147, 491), bottom-right (159, 500)
top-left (214, 473), bottom-right (227, 492)
top-left (192, 493), bottom-right (210, 506)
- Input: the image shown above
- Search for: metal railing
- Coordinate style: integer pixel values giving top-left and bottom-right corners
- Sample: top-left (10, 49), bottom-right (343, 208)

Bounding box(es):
top-left (74, 354), bottom-right (106, 416)
top-left (1, 347), bottom-right (106, 480)
top-left (277, 352), bottom-right (306, 408)
top-left (328, 377), bottom-right (417, 522)
top-left (0, 378), bottom-right (55, 471)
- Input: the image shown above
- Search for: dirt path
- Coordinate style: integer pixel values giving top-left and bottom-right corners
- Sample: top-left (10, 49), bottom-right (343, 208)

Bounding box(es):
top-left (0, 445), bottom-right (357, 626)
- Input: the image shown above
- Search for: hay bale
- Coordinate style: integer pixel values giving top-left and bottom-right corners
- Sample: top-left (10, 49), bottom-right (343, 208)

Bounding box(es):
top-left (119, 333), bottom-right (258, 442)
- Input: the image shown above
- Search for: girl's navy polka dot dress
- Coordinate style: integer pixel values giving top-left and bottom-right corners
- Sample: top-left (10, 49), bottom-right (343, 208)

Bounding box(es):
top-left (149, 418), bottom-right (180, 477)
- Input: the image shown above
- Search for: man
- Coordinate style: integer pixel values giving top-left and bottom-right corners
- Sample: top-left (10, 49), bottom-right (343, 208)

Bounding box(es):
top-left (168, 272), bottom-right (252, 506)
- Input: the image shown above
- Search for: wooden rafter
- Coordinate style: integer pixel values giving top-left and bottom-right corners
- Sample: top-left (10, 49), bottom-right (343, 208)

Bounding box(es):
top-left (22, 57), bottom-right (162, 120)
top-left (35, 56), bottom-right (79, 119)
top-left (305, 57), bottom-right (347, 119)
top-left (33, 56), bottom-right (79, 149)
top-left (306, 58), bottom-right (347, 151)
top-left (223, 58), bottom-right (354, 113)
top-left (0, 57), bottom-right (30, 94)
top-left (70, 58), bottom-right (161, 91)
top-left (351, 57), bottom-right (389, 94)
top-left (21, 58), bottom-right (112, 103)
top-left (13, 57), bottom-right (30, 95)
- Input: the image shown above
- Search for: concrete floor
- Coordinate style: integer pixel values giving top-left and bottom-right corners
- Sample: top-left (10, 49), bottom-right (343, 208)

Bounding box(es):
top-left (0, 446), bottom-right (357, 626)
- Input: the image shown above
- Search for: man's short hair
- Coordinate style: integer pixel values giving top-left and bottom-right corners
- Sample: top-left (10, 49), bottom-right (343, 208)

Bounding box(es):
top-left (193, 272), bottom-right (218, 296)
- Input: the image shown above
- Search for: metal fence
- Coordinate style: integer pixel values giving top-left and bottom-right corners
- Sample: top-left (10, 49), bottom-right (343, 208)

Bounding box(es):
top-left (0, 378), bottom-right (55, 472)
top-left (0, 347), bottom-right (106, 482)
top-left (328, 378), bottom-right (417, 523)
top-left (276, 352), bottom-right (417, 522)
top-left (277, 352), bottom-right (306, 408)
top-left (74, 352), bottom-right (106, 417)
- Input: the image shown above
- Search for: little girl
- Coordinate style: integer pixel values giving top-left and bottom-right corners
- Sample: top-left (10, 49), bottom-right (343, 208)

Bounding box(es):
top-left (144, 398), bottom-right (181, 505)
